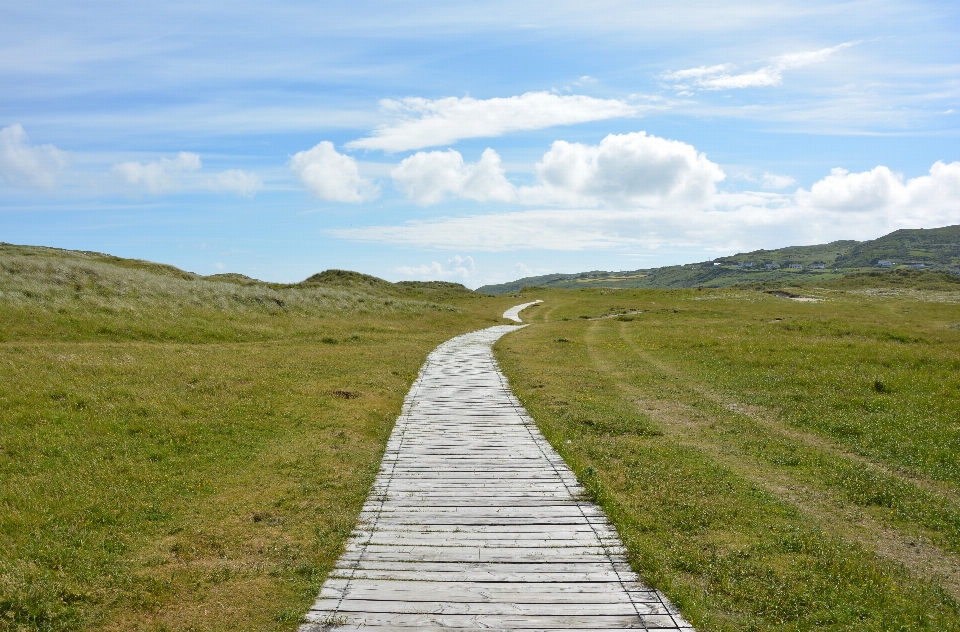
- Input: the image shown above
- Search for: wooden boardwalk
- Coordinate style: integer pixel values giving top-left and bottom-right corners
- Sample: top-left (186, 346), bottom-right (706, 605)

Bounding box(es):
top-left (502, 300), bottom-right (542, 323)
top-left (301, 309), bottom-right (694, 631)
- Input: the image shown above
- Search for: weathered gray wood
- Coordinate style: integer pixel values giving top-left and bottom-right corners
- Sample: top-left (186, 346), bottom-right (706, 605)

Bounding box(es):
top-left (302, 612), bottom-right (666, 629)
top-left (318, 580), bottom-right (664, 602)
top-left (308, 599), bottom-right (653, 615)
top-left (502, 300), bottom-right (543, 323)
top-left (299, 316), bottom-right (694, 631)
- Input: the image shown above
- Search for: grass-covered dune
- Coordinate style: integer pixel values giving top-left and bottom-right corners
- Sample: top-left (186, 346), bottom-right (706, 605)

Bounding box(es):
top-left (496, 286), bottom-right (960, 631)
top-left (0, 244), bottom-right (521, 632)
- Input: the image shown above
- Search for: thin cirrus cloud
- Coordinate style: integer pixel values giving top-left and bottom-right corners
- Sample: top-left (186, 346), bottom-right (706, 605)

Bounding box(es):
top-left (0, 124), bottom-right (68, 189)
top-left (334, 160), bottom-right (960, 253)
top-left (212, 169), bottom-right (263, 197)
top-left (761, 172), bottom-right (797, 189)
top-left (114, 152), bottom-right (202, 194)
top-left (332, 209), bottom-right (649, 251)
top-left (393, 255), bottom-right (475, 281)
top-left (390, 131), bottom-right (725, 209)
top-left (290, 141), bottom-right (379, 203)
top-left (113, 152), bottom-right (262, 197)
top-left (345, 92), bottom-right (640, 153)
top-left (663, 42), bottom-right (858, 90)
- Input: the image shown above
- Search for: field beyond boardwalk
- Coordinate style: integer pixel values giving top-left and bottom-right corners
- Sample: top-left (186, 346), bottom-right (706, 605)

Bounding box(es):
top-left (495, 287), bottom-right (960, 631)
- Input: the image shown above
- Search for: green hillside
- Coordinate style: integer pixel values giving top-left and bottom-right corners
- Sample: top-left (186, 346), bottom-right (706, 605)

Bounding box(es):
top-left (837, 224), bottom-right (960, 267)
top-left (477, 225), bottom-right (960, 294)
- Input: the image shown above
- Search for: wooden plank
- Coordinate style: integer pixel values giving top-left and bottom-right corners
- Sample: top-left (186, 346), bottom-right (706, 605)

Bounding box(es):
top-left (302, 612), bottom-right (652, 628)
top-left (308, 598), bottom-right (651, 616)
top-left (318, 581), bottom-right (663, 603)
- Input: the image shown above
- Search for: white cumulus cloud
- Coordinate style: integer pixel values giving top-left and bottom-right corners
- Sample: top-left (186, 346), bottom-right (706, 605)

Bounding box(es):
top-left (796, 162), bottom-right (960, 226)
top-left (390, 131), bottom-right (725, 209)
top-left (391, 148), bottom-right (515, 205)
top-left (521, 131), bottom-right (725, 208)
top-left (330, 161), bottom-right (959, 254)
top-left (114, 152), bottom-right (202, 194)
top-left (393, 255), bottom-right (475, 281)
top-left (346, 92), bottom-right (640, 152)
top-left (290, 141), bottom-right (379, 202)
top-left (0, 124), bottom-right (68, 189)
top-left (664, 42), bottom-right (858, 91)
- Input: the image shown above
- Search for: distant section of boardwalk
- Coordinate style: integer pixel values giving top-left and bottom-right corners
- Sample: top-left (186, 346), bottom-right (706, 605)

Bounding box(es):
top-left (502, 300), bottom-right (542, 323)
top-left (301, 312), bottom-right (694, 630)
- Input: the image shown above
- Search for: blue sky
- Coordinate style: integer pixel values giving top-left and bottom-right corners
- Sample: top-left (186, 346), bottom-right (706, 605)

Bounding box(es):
top-left (1, 1), bottom-right (958, 287)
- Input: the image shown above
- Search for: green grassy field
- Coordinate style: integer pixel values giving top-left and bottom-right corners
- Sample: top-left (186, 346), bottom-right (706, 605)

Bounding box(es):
top-left (495, 287), bottom-right (960, 631)
top-left (0, 245), bottom-right (521, 632)
top-left (5, 243), bottom-right (960, 631)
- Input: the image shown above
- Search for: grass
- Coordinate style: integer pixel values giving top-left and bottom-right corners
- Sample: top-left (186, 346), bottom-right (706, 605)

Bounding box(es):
top-left (495, 288), bottom-right (960, 631)
top-left (6, 242), bottom-right (960, 631)
top-left (0, 245), bottom-right (522, 632)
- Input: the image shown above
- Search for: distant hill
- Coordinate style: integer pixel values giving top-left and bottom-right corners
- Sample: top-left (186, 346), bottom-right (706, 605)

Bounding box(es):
top-left (836, 225), bottom-right (960, 267)
top-left (477, 225), bottom-right (960, 294)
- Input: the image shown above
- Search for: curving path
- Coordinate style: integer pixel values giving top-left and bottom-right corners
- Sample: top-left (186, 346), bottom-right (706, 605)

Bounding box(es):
top-left (502, 300), bottom-right (542, 323)
top-left (301, 304), bottom-right (693, 631)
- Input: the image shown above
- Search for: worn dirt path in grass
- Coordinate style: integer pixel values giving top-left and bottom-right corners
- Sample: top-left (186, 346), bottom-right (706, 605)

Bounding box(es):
top-left (582, 320), bottom-right (960, 600)
top-left (300, 304), bottom-right (693, 631)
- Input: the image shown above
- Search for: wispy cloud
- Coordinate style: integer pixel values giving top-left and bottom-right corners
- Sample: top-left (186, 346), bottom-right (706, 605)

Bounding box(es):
top-left (761, 172), bottom-right (797, 189)
top-left (346, 92), bottom-right (640, 152)
top-left (212, 169), bottom-right (262, 197)
top-left (664, 42), bottom-right (859, 91)
top-left (114, 152), bottom-right (202, 194)
top-left (113, 152), bottom-right (261, 197)
top-left (392, 255), bottom-right (475, 281)
top-left (0, 124), bottom-right (68, 189)
top-left (332, 209), bottom-right (649, 251)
